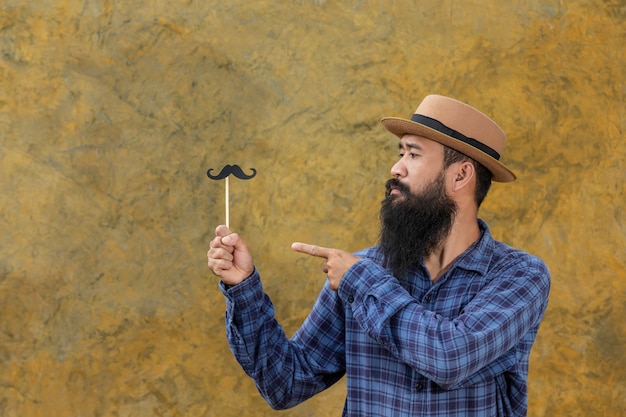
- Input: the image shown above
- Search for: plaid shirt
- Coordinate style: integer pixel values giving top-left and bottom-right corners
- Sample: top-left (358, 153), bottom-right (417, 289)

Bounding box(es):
top-left (220, 220), bottom-right (550, 416)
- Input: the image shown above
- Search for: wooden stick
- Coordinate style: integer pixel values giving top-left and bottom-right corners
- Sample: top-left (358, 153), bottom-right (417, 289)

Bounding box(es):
top-left (225, 176), bottom-right (230, 228)
top-left (207, 165), bottom-right (256, 229)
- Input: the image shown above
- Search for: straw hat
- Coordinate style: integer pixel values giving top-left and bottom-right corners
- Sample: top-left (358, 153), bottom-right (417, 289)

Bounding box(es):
top-left (380, 95), bottom-right (516, 182)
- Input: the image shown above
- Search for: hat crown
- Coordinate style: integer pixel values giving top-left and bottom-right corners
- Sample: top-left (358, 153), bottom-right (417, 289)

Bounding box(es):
top-left (415, 95), bottom-right (506, 154)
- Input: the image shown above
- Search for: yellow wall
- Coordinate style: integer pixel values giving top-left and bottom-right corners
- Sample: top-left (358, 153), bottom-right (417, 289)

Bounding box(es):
top-left (0, 0), bottom-right (624, 416)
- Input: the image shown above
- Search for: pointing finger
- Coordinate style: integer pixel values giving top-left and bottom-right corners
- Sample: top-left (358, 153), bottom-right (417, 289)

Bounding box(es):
top-left (291, 242), bottom-right (331, 259)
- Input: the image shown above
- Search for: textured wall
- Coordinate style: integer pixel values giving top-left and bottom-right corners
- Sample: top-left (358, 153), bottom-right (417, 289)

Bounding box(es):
top-left (0, 0), bottom-right (624, 416)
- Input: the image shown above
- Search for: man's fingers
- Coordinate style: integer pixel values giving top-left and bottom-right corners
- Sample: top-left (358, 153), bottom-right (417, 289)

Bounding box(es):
top-left (213, 225), bottom-right (243, 249)
top-left (291, 242), bottom-right (331, 259)
top-left (209, 258), bottom-right (234, 274)
top-left (215, 224), bottom-right (231, 238)
top-left (208, 246), bottom-right (234, 262)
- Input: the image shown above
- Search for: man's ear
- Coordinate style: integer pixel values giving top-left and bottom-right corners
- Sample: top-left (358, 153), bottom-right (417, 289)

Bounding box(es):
top-left (450, 161), bottom-right (475, 192)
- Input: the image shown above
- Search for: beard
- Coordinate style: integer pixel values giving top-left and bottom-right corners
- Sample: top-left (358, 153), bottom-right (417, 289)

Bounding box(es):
top-left (378, 172), bottom-right (458, 279)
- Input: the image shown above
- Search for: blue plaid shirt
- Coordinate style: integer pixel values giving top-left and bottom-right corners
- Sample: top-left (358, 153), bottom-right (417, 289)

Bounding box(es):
top-left (220, 220), bottom-right (550, 416)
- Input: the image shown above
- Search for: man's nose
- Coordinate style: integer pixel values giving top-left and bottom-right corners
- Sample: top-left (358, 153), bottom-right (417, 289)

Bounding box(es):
top-left (390, 159), bottom-right (405, 178)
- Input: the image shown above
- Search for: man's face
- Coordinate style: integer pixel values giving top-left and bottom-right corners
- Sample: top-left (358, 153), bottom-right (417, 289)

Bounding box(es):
top-left (378, 136), bottom-right (458, 279)
top-left (389, 134), bottom-right (447, 198)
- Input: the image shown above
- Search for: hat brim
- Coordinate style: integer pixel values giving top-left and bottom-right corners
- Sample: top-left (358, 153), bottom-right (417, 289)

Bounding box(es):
top-left (381, 117), bottom-right (516, 182)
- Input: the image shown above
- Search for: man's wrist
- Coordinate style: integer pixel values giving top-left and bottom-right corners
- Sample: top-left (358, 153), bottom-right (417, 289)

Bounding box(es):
top-left (222, 268), bottom-right (255, 289)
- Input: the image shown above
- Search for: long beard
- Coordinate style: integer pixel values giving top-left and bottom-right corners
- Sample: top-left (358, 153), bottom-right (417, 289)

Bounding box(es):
top-left (378, 173), bottom-right (458, 279)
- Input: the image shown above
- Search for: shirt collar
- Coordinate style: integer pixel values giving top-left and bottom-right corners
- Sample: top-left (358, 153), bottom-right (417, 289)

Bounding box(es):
top-left (449, 219), bottom-right (496, 276)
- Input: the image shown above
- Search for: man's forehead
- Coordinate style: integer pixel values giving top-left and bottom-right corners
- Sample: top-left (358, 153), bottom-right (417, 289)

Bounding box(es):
top-left (399, 134), bottom-right (442, 150)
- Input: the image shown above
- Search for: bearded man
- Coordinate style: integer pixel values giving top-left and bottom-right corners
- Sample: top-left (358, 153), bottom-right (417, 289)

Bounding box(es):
top-left (207, 95), bottom-right (551, 417)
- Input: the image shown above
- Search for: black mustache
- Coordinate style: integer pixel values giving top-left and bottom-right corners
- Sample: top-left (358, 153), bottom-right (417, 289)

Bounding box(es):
top-left (207, 164), bottom-right (257, 180)
top-left (385, 178), bottom-right (410, 196)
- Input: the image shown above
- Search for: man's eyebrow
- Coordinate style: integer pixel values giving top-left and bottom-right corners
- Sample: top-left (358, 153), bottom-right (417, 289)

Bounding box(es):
top-left (398, 141), bottom-right (423, 150)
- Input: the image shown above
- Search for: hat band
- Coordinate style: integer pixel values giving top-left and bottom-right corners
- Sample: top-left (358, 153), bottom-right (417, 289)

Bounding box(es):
top-left (411, 114), bottom-right (501, 160)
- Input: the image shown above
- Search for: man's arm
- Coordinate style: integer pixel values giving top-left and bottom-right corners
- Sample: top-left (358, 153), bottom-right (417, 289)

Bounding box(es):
top-left (208, 227), bottom-right (345, 409)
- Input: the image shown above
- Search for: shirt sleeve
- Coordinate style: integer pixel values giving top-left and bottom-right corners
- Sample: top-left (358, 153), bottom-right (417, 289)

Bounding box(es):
top-left (337, 256), bottom-right (550, 389)
top-left (220, 269), bottom-right (345, 410)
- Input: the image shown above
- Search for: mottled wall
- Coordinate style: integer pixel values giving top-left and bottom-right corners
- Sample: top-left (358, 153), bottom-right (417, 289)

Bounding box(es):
top-left (0, 0), bottom-right (624, 416)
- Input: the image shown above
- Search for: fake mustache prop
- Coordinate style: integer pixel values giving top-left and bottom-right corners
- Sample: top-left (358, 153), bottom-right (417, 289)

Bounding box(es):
top-left (207, 164), bottom-right (257, 180)
top-left (207, 164), bottom-right (257, 228)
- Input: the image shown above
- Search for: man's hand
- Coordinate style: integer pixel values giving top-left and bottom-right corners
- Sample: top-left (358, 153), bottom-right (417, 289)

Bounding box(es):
top-left (207, 225), bottom-right (254, 286)
top-left (291, 242), bottom-right (361, 291)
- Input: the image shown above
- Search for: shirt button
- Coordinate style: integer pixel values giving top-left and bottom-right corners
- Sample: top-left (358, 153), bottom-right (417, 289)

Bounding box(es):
top-left (347, 295), bottom-right (354, 303)
top-left (415, 383), bottom-right (424, 391)
top-left (424, 294), bottom-right (432, 302)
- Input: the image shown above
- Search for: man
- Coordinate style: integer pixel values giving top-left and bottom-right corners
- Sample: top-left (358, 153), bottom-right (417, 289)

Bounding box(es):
top-left (207, 95), bottom-right (551, 416)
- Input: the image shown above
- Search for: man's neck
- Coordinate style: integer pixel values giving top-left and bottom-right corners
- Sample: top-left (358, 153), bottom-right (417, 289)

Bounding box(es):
top-left (424, 214), bottom-right (480, 282)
